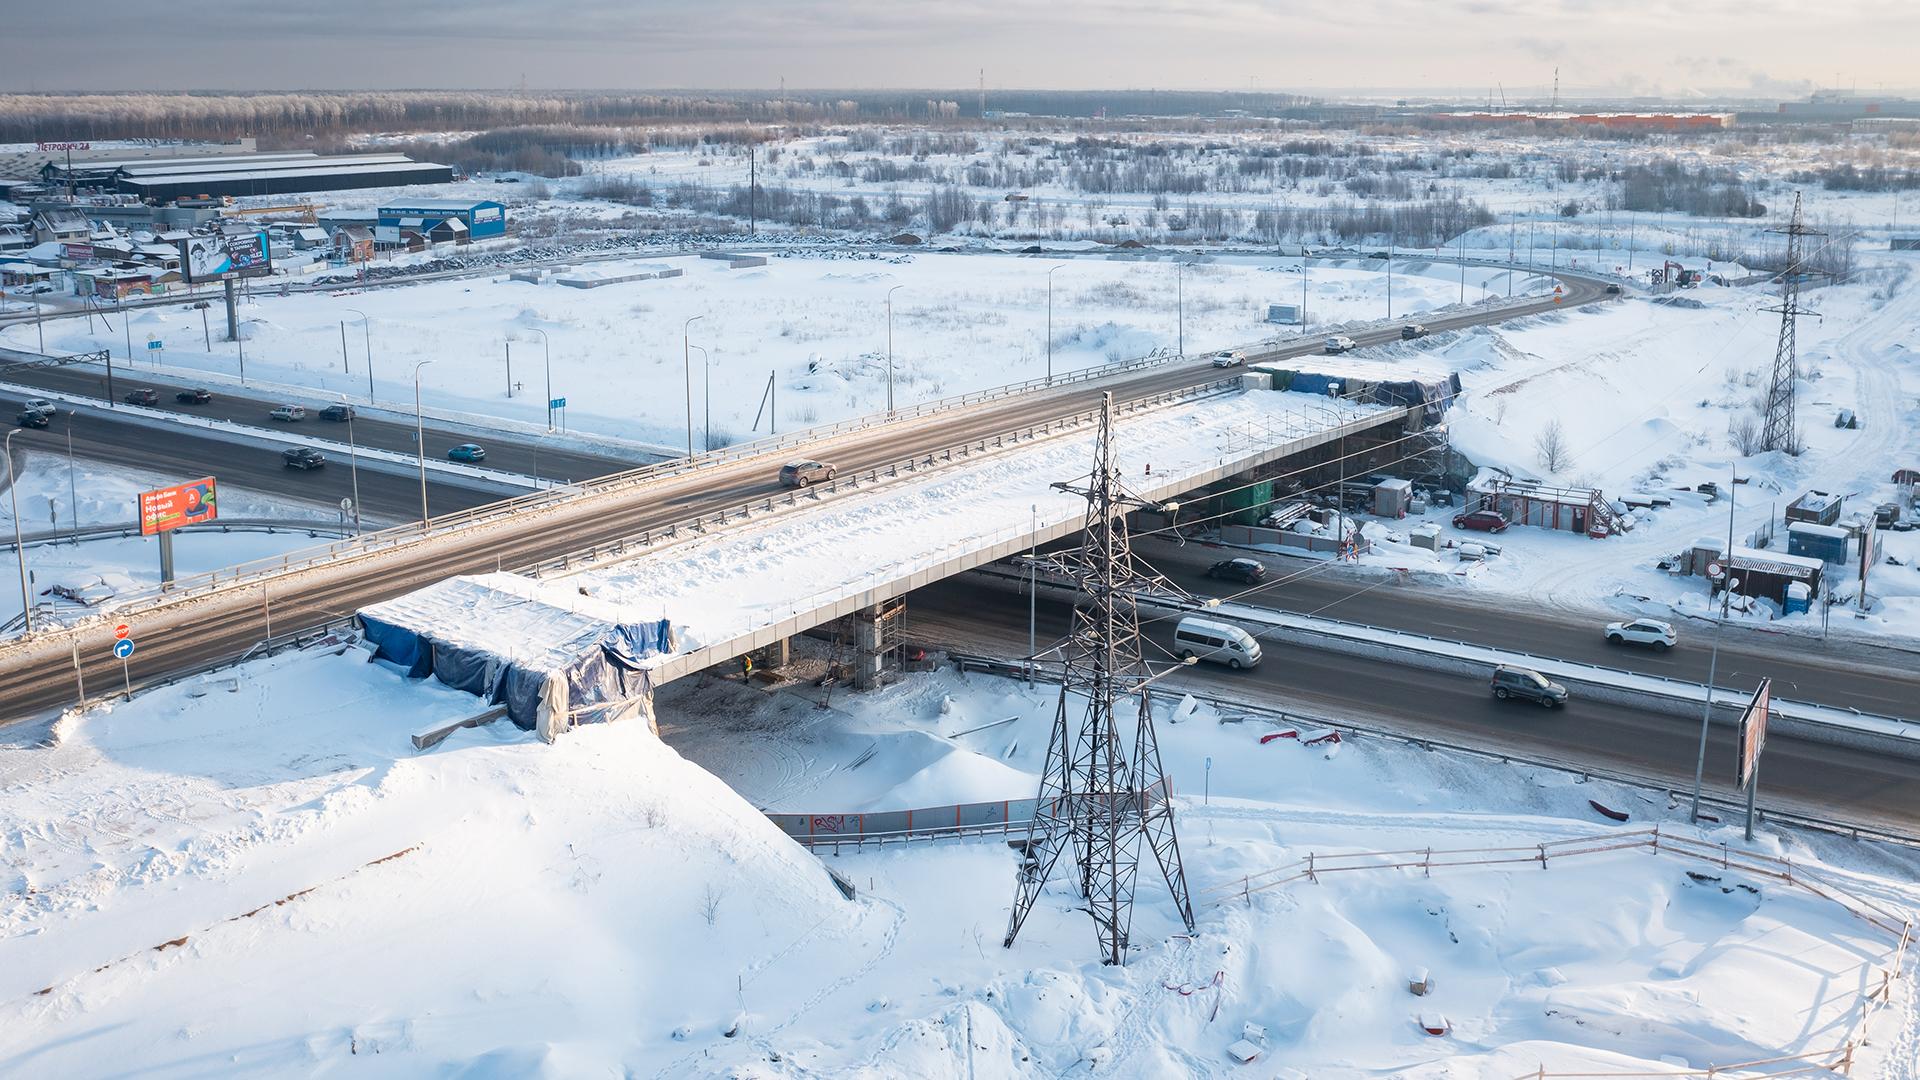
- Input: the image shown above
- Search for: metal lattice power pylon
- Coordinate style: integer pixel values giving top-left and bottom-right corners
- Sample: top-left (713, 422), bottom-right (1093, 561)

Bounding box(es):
top-left (1004, 392), bottom-right (1195, 966)
top-left (1761, 192), bottom-right (1823, 454)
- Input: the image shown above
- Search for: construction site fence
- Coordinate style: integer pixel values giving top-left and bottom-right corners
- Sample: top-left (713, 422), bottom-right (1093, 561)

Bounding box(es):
top-left (770, 779), bottom-right (1172, 852)
top-left (1201, 826), bottom-right (1911, 1080)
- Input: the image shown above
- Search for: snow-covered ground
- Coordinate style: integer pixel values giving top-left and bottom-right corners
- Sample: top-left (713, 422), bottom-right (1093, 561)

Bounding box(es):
top-left (0, 450), bottom-right (346, 627)
top-left (1235, 255), bottom-right (1920, 641)
top-left (2, 646), bottom-right (1912, 1077)
top-left (4, 252), bottom-right (1506, 449)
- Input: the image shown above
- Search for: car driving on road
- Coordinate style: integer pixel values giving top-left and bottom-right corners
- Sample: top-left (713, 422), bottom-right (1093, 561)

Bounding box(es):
top-left (1206, 557), bottom-right (1268, 584)
top-left (1452, 509), bottom-right (1510, 533)
top-left (319, 404), bottom-right (356, 422)
top-left (1324, 335), bottom-right (1357, 354)
top-left (22, 399), bottom-right (56, 416)
top-left (1400, 324), bottom-right (1429, 339)
top-left (124, 388), bottom-right (160, 406)
top-left (281, 447), bottom-right (326, 470)
top-left (1173, 616), bottom-right (1263, 670)
top-left (779, 460), bottom-right (836, 487)
top-left (447, 443), bottom-right (487, 463)
top-left (16, 407), bottom-right (50, 428)
top-left (1211, 349), bottom-right (1246, 368)
top-left (1491, 665), bottom-right (1568, 708)
top-left (175, 388), bottom-right (213, 404)
top-left (1605, 618), bottom-right (1677, 650)
top-left (270, 405), bottom-right (306, 422)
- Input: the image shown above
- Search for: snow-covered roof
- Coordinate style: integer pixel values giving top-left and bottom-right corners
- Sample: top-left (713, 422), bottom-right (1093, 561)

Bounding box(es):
top-left (1729, 545), bottom-right (1825, 575)
top-left (1788, 522), bottom-right (1849, 539)
top-left (358, 574), bottom-right (625, 674)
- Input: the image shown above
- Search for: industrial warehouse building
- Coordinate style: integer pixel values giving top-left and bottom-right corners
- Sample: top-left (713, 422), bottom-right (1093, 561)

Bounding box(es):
top-left (40, 151), bottom-right (453, 202)
top-left (376, 200), bottom-right (508, 241)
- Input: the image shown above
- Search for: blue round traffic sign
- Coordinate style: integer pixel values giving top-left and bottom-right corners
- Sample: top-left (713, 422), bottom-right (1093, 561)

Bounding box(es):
top-left (113, 638), bottom-right (136, 660)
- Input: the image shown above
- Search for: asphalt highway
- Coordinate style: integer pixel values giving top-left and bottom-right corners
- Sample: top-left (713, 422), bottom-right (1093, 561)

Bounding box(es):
top-left (1129, 539), bottom-right (1919, 722)
top-left (0, 269), bottom-right (1609, 722)
top-left (904, 578), bottom-right (1920, 835)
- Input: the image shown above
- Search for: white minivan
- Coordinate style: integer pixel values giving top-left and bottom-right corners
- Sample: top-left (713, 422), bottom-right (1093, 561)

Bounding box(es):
top-left (1174, 617), bottom-right (1263, 669)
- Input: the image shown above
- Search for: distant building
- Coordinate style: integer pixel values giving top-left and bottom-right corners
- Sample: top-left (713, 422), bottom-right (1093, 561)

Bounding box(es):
top-left (1893, 236), bottom-right (1920, 251)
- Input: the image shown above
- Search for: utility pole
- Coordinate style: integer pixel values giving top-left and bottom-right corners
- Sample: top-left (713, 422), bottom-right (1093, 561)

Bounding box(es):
top-left (1175, 262), bottom-right (1185, 356)
top-left (885, 284), bottom-right (903, 413)
top-left (1004, 392), bottom-right (1195, 965)
top-left (748, 146), bottom-right (757, 235)
top-left (1690, 463), bottom-right (1738, 823)
top-left (5, 429), bottom-right (30, 633)
top-left (683, 315), bottom-right (703, 460)
top-left (1045, 264), bottom-right (1066, 383)
top-left (530, 328), bottom-right (552, 431)
top-left (504, 340), bottom-right (513, 398)
top-left (1761, 192), bottom-right (1822, 454)
top-left (413, 360), bottom-right (435, 523)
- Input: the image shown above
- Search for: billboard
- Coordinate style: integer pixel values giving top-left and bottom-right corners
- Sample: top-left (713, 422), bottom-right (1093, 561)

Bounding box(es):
top-left (138, 476), bottom-right (218, 536)
top-left (177, 230), bottom-right (271, 283)
top-left (1735, 677), bottom-right (1771, 791)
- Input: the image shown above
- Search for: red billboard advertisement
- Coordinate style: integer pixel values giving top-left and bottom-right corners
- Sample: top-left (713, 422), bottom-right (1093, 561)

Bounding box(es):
top-left (138, 476), bottom-right (218, 536)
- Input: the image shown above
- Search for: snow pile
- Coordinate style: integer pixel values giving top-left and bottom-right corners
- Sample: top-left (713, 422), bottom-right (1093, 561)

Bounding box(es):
top-left (2, 653), bottom-right (1913, 1076)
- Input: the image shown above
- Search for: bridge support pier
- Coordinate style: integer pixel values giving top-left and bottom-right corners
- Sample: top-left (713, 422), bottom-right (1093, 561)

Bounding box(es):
top-left (852, 600), bottom-right (904, 690)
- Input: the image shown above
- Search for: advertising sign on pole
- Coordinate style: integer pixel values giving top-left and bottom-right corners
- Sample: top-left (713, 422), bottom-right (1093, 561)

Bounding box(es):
top-left (137, 476), bottom-right (218, 536)
top-left (179, 235), bottom-right (232, 283)
top-left (1735, 677), bottom-right (1770, 791)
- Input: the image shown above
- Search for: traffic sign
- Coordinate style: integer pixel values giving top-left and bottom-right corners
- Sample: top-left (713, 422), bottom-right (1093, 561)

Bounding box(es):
top-left (340, 497), bottom-right (354, 514)
top-left (113, 623), bottom-right (130, 640)
top-left (549, 397), bottom-right (567, 410)
top-left (146, 339), bottom-right (162, 350)
top-left (1707, 562), bottom-right (1723, 579)
top-left (112, 638), bottom-right (136, 660)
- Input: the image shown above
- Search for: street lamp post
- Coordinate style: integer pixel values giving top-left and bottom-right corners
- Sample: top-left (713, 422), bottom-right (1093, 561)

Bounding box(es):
top-left (1690, 465), bottom-right (1739, 823)
top-left (683, 315), bottom-right (703, 460)
top-left (341, 307), bottom-right (367, 379)
top-left (1045, 263), bottom-right (1066, 384)
top-left (413, 360), bottom-right (435, 523)
top-left (689, 345), bottom-right (710, 451)
top-left (64, 414), bottom-right (78, 542)
top-left (885, 285), bottom-right (903, 413)
top-left (5, 429), bottom-right (30, 633)
top-left (1175, 261), bottom-right (1185, 357)
top-left (528, 327), bottom-right (552, 430)
top-left (341, 395), bottom-right (362, 535)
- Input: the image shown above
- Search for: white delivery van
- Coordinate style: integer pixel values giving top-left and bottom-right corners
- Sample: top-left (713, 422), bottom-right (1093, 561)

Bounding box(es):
top-left (1174, 617), bottom-right (1263, 669)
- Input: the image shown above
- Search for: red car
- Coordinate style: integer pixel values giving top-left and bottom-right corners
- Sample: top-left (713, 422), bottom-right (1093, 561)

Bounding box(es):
top-left (1452, 509), bottom-right (1510, 533)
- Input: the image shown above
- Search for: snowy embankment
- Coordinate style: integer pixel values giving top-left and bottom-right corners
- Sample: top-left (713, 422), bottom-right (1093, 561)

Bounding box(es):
top-left (2, 650), bottom-right (1912, 1077)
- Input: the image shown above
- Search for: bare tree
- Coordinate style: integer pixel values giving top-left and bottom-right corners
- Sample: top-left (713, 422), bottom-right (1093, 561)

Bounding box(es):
top-left (1534, 419), bottom-right (1573, 472)
top-left (699, 884), bottom-right (724, 927)
top-left (1728, 412), bottom-right (1762, 456)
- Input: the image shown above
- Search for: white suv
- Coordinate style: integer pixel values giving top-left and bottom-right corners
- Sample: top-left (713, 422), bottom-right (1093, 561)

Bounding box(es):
top-left (1324, 335), bottom-right (1356, 354)
top-left (1211, 350), bottom-right (1246, 368)
top-left (1605, 618), bottom-right (1677, 651)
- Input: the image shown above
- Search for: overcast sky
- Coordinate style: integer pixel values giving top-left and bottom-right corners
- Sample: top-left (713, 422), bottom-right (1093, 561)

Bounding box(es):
top-left (5, 1), bottom-right (1916, 99)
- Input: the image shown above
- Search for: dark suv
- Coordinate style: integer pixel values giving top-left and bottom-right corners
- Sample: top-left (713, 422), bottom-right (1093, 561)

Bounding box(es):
top-left (1400, 324), bottom-right (1429, 339)
top-left (282, 447), bottom-right (327, 470)
top-left (320, 404), bottom-right (356, 422)
top-left (124, 388), bottom-right (160, 406)
top-left (1206, 558), bottom-right (1268, 584)
top-left (175, 388), bottom-right (213, 404)
top-left (1491, 665), bottom-right (1568, 708)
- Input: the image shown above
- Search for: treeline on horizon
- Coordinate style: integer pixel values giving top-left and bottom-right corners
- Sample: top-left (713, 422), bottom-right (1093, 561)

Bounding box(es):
top-left (0, 89), bottom-right (1318, 144)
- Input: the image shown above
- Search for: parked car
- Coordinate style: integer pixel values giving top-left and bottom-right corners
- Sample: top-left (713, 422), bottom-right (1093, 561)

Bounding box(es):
top-left (1211, 349), bottom-right (1246, 368)
top-left (779, 460), bottom-right (836, 488)
top-left (1874, 503), bottom-right (1900, 528)
top-left (1491, 665), bottom-right (1568, 708)
top-left (1367, 251), bottom-right (1390, 260)
top-left (1324, 335), bottom-right (1357, 354)
top-left (1452, 509), bottom-right (1510, 533)
top-left (447, 443), bottom-right (487, 463)
top-left (281, 447), bottom-right (326, 470)
top-left (1173, 616), bottom-right (1263, 670)
top-left (269, 405), bottom-right (306, 422)
top-left (124, 388), bottom-right (160, 406)
top-left (16, 408), bottom-right (50, 428)
top-left (1206, 557), bottom-right (1268, 584)
top-left (175, 388), bottom-right (212, 404)
top-left (1400, 324), bottom-right (1429, 339)
top-left (1606, 618), bottom-right (1677, 650)
top-left (319, 403), bottom-right (356, 422)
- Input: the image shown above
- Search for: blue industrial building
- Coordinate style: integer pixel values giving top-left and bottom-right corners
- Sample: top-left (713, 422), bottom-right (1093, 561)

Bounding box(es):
top-left (376, 199), bottom-right (507, 240)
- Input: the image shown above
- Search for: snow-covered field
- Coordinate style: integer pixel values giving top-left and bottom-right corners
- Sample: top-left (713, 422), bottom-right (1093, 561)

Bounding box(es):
top-left (4, 252), bottom-right (1507, 450)
top-left (0, 451), bottom-right (345, 627)
top-left (2, 647), bottom-right (1912, 1077)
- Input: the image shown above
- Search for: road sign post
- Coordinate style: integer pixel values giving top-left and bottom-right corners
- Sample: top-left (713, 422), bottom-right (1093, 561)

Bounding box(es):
top-left (112, 636), bottom-right (135, 698)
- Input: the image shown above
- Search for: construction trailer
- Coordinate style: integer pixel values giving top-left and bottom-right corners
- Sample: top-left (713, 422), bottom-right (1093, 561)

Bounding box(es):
top-left (1785, 489), bottom-right (1844, 527)
top-left (1467, 476), bottom-right (1629, 537)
